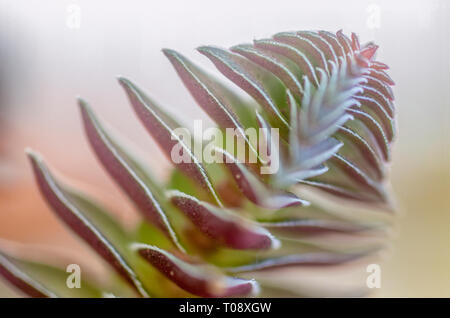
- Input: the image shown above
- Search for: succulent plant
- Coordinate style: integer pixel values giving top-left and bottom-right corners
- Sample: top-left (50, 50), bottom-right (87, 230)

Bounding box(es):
top-left (0, 30), bottom-right (396, 298)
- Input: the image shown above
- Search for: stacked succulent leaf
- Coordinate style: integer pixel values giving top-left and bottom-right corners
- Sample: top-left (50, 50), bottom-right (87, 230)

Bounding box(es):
top-left (0, 30), bottom-right (396, 297)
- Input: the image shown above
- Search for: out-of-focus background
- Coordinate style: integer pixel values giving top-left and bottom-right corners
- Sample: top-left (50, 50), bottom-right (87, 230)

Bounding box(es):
top-left (0, 0), bottom-right (449, 297)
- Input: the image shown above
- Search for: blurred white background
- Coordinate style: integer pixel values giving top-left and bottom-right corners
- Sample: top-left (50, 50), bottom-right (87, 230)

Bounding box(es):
top-left (0, 0), bottom-right (449, 297)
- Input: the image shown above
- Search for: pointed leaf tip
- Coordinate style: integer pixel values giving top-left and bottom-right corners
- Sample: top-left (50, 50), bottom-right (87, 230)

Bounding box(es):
top-left (167, 190), bottom-right (280, 250)
top-left (133, 243), bottom-right (260, 297)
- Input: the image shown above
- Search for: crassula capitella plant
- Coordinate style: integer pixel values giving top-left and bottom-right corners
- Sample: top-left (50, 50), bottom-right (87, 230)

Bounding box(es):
top-left (0, 30), bottom-right (396, 298)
